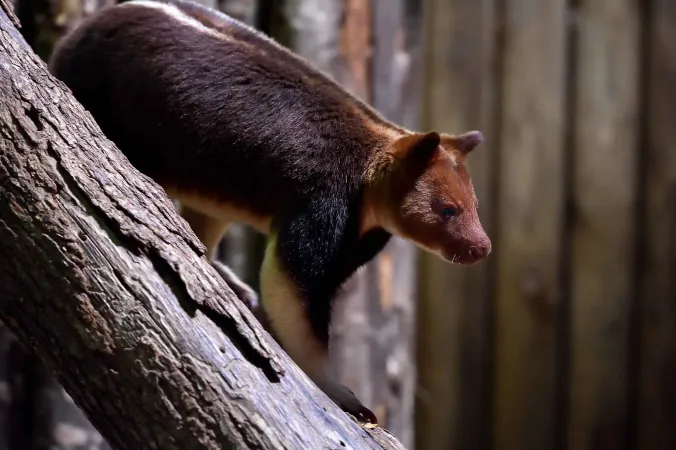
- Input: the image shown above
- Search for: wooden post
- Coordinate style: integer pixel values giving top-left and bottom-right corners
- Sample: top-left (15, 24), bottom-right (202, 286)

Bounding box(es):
top-left (568, 1), bottom-right (640, 449)
top-left (638, 1), bottom-right (676, 449)
top-left (416, 0), bottom-right (497, 449)
top-left (493, 1), bottom-right (568, 450)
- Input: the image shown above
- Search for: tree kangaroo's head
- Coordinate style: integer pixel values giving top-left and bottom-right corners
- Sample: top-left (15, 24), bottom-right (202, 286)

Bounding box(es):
top-left (368, 129), bottom-right (491, 265)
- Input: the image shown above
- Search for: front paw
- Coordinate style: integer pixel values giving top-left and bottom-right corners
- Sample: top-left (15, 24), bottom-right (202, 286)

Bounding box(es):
top-left (317, 379), bottom-right (378, 424)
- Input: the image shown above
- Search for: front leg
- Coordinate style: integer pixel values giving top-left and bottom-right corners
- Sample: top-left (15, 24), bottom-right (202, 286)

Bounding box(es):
top-left (177, 203), bottom-right (259, 308)
top-left (260, 199), bottom-right (378, 424)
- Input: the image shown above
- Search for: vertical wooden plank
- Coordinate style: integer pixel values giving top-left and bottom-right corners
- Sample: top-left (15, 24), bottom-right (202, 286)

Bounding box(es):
top-left (639, 1), bottom-right (676, 449)
top-left (493, 1), bottom-right (568, 449)
top-left (568, 2), bottom-right (640, 449)
top-left (415, 0), bottom-right (497, 449)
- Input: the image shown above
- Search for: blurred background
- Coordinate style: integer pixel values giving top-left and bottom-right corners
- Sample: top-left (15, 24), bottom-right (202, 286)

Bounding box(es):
top-left (1, 0), bottom-right (674, 449)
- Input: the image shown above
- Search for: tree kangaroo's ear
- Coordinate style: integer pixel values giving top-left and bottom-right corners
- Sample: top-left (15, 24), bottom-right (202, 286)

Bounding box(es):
top-left (367, 132), bottom-right (440, 185)
top-left (391, 131), bottom-right (441, 168)
top-left (440, 130), bottom-right (483, 155)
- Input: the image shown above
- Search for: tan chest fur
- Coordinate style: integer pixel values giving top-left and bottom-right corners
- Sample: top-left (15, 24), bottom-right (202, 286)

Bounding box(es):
top-left (163, 184), bottom-right (273, 235)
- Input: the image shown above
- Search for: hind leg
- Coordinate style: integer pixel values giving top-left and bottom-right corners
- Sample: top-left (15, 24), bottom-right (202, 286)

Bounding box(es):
top-left (179, 204), bottom-right (259, 308)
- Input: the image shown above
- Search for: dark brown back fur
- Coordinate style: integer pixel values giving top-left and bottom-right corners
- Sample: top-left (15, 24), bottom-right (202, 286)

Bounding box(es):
top-left (165, 0), bottom-right (406, 134)
top-left (48, 0), bottom-right (398, 218)
top-left (49, 1), bottom-right (491, 348)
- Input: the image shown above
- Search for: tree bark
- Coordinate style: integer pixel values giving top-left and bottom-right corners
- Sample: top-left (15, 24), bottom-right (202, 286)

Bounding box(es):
top-left (0, 4), bottom-right (405, 450)
top-left (3, 1), bottom-right (112, 449)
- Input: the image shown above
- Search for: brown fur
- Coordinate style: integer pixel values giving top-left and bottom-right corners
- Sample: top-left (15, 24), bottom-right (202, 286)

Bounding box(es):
top-left (48, 0), bottom-right (491, 424)
top-left (365, 131), bottom-right (491, 263)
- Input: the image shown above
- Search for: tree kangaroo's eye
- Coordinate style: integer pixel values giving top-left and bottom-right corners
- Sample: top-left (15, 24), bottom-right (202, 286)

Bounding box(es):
top-left (441, 206), bottom-right (456, 219)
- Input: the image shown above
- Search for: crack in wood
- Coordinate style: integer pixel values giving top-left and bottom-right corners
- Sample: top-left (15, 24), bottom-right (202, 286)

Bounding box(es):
top-left (44, 139), bottom-right (283, 382)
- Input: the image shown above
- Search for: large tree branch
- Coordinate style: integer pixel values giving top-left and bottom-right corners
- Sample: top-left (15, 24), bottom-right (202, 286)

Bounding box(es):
top-left (0, 5), bottom-right (405, 450)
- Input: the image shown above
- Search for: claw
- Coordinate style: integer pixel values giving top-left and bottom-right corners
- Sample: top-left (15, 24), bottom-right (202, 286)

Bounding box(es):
top-left (316, 379), bottom-right (378, 424)
top-left (212, 260), bottom-right (259, 309)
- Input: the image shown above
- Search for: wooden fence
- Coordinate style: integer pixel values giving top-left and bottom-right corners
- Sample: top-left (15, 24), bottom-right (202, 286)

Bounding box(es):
top-left (415, 1), bottom-right (675, 450)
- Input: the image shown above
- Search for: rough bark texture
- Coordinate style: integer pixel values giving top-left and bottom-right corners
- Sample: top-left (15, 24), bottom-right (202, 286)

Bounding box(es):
top-left (3, 1), bottom-right (112, 449)
top-left (0, 4), bottom-right (405, 449)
